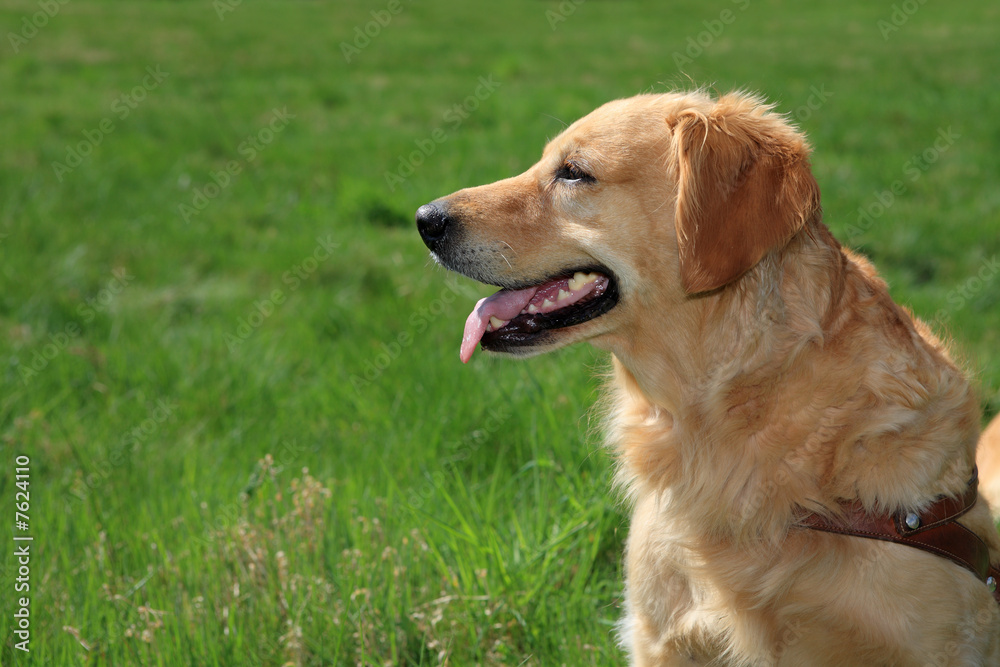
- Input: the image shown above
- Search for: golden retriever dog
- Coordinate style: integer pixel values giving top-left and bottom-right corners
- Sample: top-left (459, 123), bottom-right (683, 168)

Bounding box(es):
top-left (416, 90), bottom-right (1000, 665)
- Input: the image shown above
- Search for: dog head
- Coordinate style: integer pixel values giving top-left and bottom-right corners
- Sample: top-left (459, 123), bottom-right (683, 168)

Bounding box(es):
top-left (416, 90), bottom-right (820, 363)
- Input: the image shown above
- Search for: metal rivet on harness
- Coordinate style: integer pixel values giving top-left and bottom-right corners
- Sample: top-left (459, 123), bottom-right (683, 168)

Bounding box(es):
top-left (988, 577), bottom-right (997, 593)
top-left (904, 512), bottom-right (921, 530)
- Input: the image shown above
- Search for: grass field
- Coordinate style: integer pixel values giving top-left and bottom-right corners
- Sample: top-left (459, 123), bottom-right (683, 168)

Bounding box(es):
top-left (1, 0), bottom-right (998, 664)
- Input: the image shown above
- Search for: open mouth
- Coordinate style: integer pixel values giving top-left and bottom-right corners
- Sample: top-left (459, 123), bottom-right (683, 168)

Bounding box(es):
top-left (460, 267), bottom-right (619, 362)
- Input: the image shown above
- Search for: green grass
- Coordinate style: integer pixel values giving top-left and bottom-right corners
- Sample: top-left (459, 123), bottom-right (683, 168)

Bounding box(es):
top-left (1, 0), bottom-right (998, 664)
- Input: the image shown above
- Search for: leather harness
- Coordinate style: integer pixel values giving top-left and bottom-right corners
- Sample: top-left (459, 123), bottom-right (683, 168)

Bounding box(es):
top-left (799, 467), bottom-right (1000, 604)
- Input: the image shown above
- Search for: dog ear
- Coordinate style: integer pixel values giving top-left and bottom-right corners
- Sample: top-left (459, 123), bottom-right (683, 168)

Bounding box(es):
top-left (672, 107), bottom-right (820, 294)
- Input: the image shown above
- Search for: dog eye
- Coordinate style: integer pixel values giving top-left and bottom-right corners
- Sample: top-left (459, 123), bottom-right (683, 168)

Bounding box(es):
top-left (555, 162), bottom-right (594, 184)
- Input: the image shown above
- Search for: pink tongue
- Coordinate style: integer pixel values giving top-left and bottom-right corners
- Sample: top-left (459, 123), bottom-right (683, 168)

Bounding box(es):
top-left (460, 286), bottom-right (539, 363)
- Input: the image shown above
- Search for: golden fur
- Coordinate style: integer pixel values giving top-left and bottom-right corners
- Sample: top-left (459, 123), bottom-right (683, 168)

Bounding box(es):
top-left (423, 90), bottom-right (1000, 665)
top-left (978, 414), bottom-right (1000, 516)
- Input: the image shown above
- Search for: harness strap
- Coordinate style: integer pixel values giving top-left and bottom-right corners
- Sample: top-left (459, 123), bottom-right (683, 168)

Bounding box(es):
top-left (799, 468), bottom-right (1000, 604)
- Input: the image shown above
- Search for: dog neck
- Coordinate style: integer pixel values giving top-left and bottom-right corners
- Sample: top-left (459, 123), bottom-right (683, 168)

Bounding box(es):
top-left (603, 220), bottom-right (979, 542)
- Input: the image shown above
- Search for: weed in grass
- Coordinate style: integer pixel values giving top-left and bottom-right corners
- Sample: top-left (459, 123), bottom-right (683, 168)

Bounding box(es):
top-left (189, 456), bottom-right (341, 665)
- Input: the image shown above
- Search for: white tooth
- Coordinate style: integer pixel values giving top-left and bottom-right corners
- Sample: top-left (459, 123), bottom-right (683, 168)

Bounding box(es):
top-left (557, 290), bottom-right (570, 301)
top-left (569, 271), bottom-right (600, 291)
top-left (489, 316), bottom-right (505, 330)
top-left (527, 304), bottom-right (539, 313)
top-left (542, 299), bottom-right (555, 308)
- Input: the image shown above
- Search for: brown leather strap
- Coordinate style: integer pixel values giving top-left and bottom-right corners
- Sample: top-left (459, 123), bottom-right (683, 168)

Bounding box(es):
top-left (799, 468), bottom-right (1000, 604)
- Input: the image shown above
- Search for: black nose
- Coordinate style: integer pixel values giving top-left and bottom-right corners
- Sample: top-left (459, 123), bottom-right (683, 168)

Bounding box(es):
top-left (415, 202), bottom-right (451, 251)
